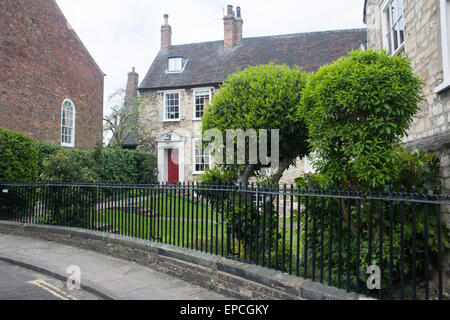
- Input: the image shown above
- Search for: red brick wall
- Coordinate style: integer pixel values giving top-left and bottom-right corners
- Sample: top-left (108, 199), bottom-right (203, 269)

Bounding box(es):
top-left (0, 0), bottom-right (104, 150)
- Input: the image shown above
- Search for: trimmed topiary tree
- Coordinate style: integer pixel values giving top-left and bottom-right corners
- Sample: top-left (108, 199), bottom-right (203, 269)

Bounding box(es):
top-left (301, 49), bottom-right (423, 188)
top-left (201, 64), bottom-right (309, 264)
top-left (202, 63), bottom-right (309, 185)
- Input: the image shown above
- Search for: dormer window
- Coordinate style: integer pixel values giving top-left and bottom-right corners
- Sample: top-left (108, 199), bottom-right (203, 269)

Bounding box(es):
top-left (167, 57), bottom-right (185, 73)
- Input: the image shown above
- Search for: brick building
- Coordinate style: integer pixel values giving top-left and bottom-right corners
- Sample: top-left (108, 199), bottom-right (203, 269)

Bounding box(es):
top-left (0, 0), bottom-right (104, 150)
top-left (364, 0), bottom-right (450, 195)
top-left (128, 6), bottom-right (366, 184)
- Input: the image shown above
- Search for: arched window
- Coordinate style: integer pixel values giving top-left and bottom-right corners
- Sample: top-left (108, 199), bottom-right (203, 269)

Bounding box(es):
top-left (61, 99), bottom-right (75, 147)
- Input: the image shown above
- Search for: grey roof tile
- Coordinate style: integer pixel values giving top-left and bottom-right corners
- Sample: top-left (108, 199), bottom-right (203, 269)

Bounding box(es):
top-left (139, 28), bottom-right (367, 90)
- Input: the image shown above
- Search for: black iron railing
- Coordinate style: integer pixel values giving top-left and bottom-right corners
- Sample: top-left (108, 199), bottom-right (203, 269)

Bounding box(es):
top-left (0, 182), bottom-right (449, 300)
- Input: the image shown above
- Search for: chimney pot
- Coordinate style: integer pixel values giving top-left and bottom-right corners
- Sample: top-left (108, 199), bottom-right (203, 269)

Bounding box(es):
top-left (164, 14), bottom-right (169, 25)
top-left (227, 5), bottom-right (233, 15)
top-left (132, 67), bottom-right (135, 72)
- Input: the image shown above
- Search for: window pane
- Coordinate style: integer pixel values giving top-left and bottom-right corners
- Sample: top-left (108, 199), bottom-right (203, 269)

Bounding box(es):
top-left (61, 100), bottom-right (75, 145)
top-left (168, 58), bottom-right (183, 72)
top-left (390, 0), bottom-right (397, 25)
top-left (165, 93), bottom-right (179, 119)
top-left (195, 90), bottom-right (210, 119)
top-left (194, 141), bottom-right (210, 172)
top-left (384, 0), bottom-right (404, 54)
top-left (393, 25), bottom-right (399, 51)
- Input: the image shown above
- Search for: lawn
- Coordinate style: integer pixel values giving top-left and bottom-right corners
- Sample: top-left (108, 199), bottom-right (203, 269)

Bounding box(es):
top-left (91, 192), bottom-right (303, 266)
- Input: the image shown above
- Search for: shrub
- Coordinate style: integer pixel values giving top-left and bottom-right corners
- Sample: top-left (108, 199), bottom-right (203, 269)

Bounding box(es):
top-left (202, 63), bottom-right (309, 185)
top-left (40, 149), bottom-right (97, 183)
top-left (301, 50), bottom-right (423, 188)
top-left (294, 149), bottom-right (449, 298)
top-left (0, 128), bottom-right (38, 182)
top-left (138, 152), bottom-right (158, 184)
top-left (198, 168), bottom-right (237, 185)
top-left (38, 145), bottom-right (158, 184)
top-left (35, 141), bottom-right (62, 175)
top-left (94, 148), bottom-right (157, 184)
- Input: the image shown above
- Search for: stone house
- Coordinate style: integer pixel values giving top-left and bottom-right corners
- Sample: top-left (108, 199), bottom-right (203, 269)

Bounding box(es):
top-left (0, 0), bottom-right (104, 150)
top-left (129, 5), bottom-right (366, 184)
top-left (364, 0), bottom-right (450, 197)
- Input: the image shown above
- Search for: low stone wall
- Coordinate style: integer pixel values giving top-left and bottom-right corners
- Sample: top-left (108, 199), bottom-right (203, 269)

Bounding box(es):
top-left (0, 221), bottom-right (367, 300)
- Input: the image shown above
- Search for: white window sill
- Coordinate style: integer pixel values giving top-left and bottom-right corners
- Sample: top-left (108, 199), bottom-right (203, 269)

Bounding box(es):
top-left (192, 171), bottom-right (205, 175)
top-left (434, 81), bottom-right (450, 94)
top-left (193, 118), bottom-right (202, 122)
top-left (163, 119), bottom-right (181, 123)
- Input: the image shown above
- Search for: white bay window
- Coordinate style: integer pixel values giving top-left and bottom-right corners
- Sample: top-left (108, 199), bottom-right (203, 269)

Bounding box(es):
top-left (436, 0), bottom-right (450, 93)
top-left (381, 0), bottom-right (405, 55)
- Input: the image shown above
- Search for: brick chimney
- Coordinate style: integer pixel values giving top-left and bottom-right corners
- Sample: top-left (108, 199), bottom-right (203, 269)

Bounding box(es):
top-left (161, 14), bottom-right (172, 49)
top-left (234, 6), bottom-right (243, 44)
top-left (125, 67), bottom-right (139, 108)
top-left (223, 5), bottom-right (235, 49)
top-left (223, 5), bottom-right (243, 49)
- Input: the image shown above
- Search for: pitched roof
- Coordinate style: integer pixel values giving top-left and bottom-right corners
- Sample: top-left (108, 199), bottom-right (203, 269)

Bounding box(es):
top-left (139, 28), bottom-right (367, 90)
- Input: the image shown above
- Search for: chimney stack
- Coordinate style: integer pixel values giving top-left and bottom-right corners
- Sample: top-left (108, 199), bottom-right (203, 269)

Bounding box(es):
top-left (223, 5), bottom-right (243, 49)
top-left (234, 7), bottom-right (243, 44)
top-left (161, 14), bottom-right (172, 49)
top-left (125, 67), bottom-right (139, 108)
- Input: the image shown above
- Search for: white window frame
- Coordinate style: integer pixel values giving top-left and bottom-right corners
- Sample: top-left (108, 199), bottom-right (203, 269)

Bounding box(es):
top-left (192, 138), bottom-right (211, 175)
top-left (381, 0), bottom-right (405, 56)
top-left (61, 99), bottom-right (75, 148)
top-left (192, 88), bottom-right (211, 121)
top-left (167, 57), bottom-right (185, 73)
top-left (163, 91), bottom-right (181, 122)
top-left (435, 0), bottom-right (450, 93)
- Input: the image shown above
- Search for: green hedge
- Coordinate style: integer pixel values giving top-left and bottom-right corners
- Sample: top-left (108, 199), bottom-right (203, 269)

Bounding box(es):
top-left (39, 145), bottom-right (158, 184)
top-left (0, 128), bottom-right (38, 182)
top-left (1, 129), bottom-right (157, 184)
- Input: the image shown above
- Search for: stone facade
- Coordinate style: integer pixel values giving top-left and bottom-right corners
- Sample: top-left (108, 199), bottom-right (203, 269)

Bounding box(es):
top-left (139, 8), bottom-right (366, 184)
top-left (0, 0), bottom-right (104, 150)
top-left (139, 87), bottom-right (219, 182)
top-left (365, 0), bottom-right (450, 197)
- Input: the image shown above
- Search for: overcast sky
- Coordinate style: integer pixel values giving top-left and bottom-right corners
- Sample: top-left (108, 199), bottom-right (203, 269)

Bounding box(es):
top-left (54, 0), bottom-right (366, 116)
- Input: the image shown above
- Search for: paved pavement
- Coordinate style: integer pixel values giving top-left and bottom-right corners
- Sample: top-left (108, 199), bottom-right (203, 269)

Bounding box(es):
top-left (0, 234), bottom-right (230, 300)
top-left (0, 261), bottom-right (101, 300)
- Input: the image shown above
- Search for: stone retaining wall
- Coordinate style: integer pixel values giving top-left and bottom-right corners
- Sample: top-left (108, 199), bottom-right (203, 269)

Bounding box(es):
top-left (0, 221), bottom-right (367, 300)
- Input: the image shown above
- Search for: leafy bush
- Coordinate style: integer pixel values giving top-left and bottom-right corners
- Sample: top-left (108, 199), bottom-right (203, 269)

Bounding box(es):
top-left (294, 149), bottom-right (449, 298)
top-left (35, 141), bottom-right (62, 174)
top-left (0, 128), bottom-right (38, 182)
top-left (202, 63), bottom-right (309, 185)
top-left (0, 128), bottom-right (38, 220)
top-left (94, 148), bottom-right (157, 184)
top-left (301, 50), bottom-right (423, 188)
top-left (38, 185), bottom-right (97, 228)
top-left (37, 145), bottom-right (158, 184)
top-left (138, 152), bottom-right (158, 184)
top-left (40, 150), bottom-right (97, 182)
top-left (198, 168), bottom-right (237, 185)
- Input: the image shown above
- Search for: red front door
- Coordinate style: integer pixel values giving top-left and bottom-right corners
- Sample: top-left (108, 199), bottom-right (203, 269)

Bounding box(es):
top-left (167, 149), bottom-right (179, 184)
